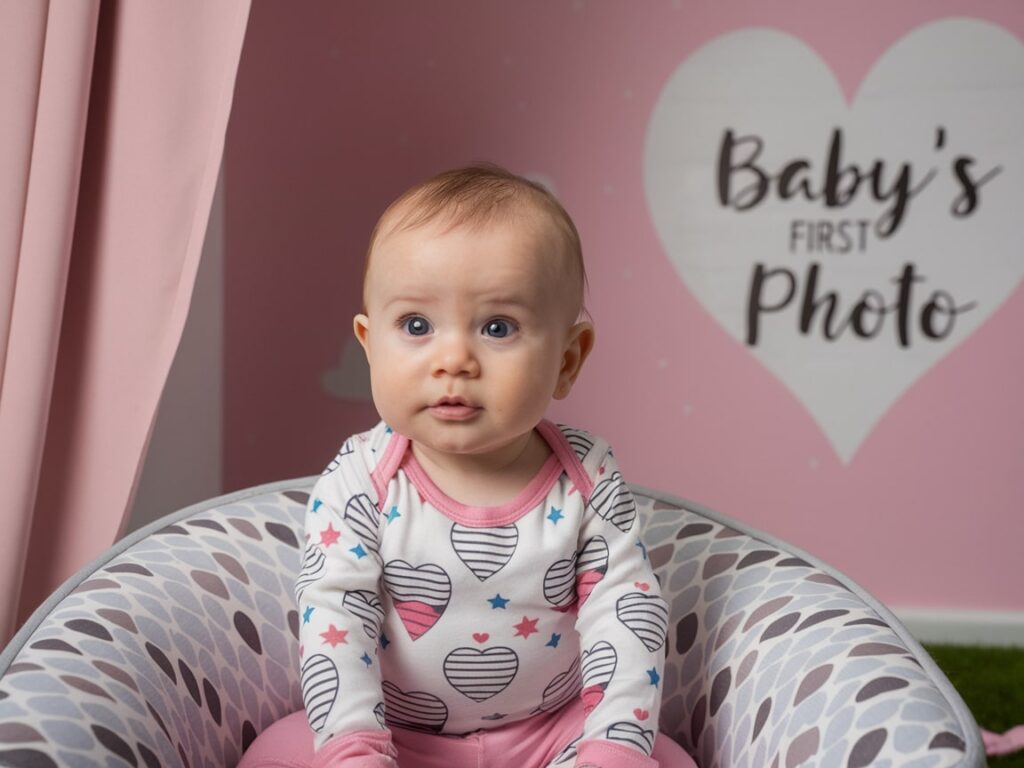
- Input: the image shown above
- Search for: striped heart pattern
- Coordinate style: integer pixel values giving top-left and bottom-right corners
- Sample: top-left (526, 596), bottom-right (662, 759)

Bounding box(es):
top-left (581, 640), bottom-right (617, 698)
top-left (300, 654), bottom-right (339, 732)
top-left (373, 701), bottom-right (386, 729)
top-left (588, 471), bottom-right (637, 532)
top-left (443, 647), bottom-right (519, 702)
top-left (559, 425), bottom-right (595, 462)
top-left (575, 536), bottom-right (609, 607)
top-left (345, 493), bottom-right (382, 556)
top-left (295, 545), bottom-right (326, 600)
top-left (616, 592), bottom-right (669, 652)
top-left (382, 681), bottom-right (448, 733)
top-left (537, 657), bottom-right (582, 713)
top-left (544, 536), bottom-right (609, 611)
top-left (323, 438), bottom-right (355, 474)
top-left (581, 640), bottom-right (617, 713)
top-left (383, 560), bottom-right (451, 640)
top-left (543, 553), bottom-right (578, 611)
top-left (343, 590), bottom-right (385, 639)
top-left (450, 524), bottom-right (519, 581)
top-left (607, 722), bottom-right (655, 753)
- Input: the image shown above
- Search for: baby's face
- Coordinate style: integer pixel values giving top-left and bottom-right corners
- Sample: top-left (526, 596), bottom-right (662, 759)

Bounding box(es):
top-left (355, 213), bottom-right (590, 461)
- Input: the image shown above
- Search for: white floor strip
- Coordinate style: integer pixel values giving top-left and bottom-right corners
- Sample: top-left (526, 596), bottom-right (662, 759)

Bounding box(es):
top-left (894, 608), bottom-right (1024, 647)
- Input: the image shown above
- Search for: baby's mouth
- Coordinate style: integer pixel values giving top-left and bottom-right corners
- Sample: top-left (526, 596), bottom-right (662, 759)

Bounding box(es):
top-left (435, 396), bottom-right (470, 407)
top-left (429, 397), bottom-right (481, 420)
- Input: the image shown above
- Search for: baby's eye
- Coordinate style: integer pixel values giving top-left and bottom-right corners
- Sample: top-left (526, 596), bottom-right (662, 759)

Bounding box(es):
top-left (401, 316), bottom-right (432, 336)
top-left (482, 319), bottom-right (516, 338)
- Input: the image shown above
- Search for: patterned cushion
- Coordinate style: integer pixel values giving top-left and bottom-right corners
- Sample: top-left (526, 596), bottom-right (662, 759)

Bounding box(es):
top-left (0, 479), bottom-right (983, 768)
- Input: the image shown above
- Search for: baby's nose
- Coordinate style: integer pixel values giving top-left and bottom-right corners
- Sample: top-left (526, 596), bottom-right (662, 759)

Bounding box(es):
top-left (433, 333), bottom-right (480, 377)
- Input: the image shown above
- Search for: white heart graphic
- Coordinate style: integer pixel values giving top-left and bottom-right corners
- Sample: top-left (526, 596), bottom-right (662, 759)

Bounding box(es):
top-left (450, 523), bottom-right (519, 581)
top-left (616, 591), bottom-right (669, 652)
top-left (343, 589), bottom-right (385, 639)
top-left (295, 545), bottom-right (326, 600)
top-left (581, 640), bottom-right (617, 689)
top-left (537, 657), bottom-right (582, 713)
top-left (606, 721), bottom-right (655, 753)
top-left (300, 654), bottom-right (339, 732)
top-left (645, 19), bottom-right (1024, 462)
top-left (382, 680), bottom-right (449, 732)
top-left (345, 493), bottom-right (382, 556)
top-left (443, 646), bottom-right (519, 702)
top-left (588, 472), bottom-right (636, 532)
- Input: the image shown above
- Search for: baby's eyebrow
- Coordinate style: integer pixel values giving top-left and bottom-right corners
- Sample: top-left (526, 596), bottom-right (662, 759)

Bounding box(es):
top-left (477, 292), bottom-right (536, 309)
top-left (484, 298), bottom-right (531, 310)
top-left (380, 294), bottom-right (435, 309)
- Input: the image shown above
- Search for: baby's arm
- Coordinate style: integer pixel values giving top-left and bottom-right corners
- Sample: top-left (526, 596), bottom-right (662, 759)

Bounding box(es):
top-left (297, 435), bottom-right (398, 767)
top-left (573, 447), bottom-right (668, 768)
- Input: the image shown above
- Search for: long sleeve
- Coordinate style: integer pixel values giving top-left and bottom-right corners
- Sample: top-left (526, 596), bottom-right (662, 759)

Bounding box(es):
top-left (296, 432), bottom-right (396, 766)
top-left (572, 448), bottom-right (668, 768)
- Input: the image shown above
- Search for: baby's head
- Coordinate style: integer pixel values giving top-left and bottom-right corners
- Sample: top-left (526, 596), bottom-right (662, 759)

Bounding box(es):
top-left (363, 165), bottom-right (587, 320)
top-left (354, 164), bottom-right (595, 459)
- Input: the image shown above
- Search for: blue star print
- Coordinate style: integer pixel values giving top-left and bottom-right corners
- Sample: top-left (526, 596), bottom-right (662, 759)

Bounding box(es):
top-left (647, 667), bottom-right (660, 687)
top-left (350, 543), bottom-right (367, 559)
top-left (312, 498), bottom-right (323, 512)
top-left (302, 606), bottom-right (314, 624)
top-left (488, 594), bottom-right (510, 609)
top-left (636, 539), bottom-right (648, 560)
top-left (361, 653), bottom-right (373, 667)
top-left (546, 633), bottom-right (561, 648)
top-left (380, 633), bottom-right (390, 650)
top-left (388, 506), bottom-right (401, 523)
top-left (547, 507), bottom-right (564, 524)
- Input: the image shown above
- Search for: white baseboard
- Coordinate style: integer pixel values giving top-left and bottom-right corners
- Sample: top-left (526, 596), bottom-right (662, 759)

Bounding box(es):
top-left (893, 607), bottom-right (1024, 648)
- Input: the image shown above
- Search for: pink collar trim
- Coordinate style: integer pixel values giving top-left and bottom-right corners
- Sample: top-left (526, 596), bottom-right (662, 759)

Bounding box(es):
top-left (403, 450), bottom-right (563, 527)
top-left (370, 429), bottom-right (409, 511)
top-left (371, 420), bottom-right (592, 526)
top-left (536, 420), bottom-right (593, 502)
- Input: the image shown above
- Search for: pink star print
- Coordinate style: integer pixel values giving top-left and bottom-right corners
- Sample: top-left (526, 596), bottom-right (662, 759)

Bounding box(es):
top-left (320, 523), bottom-right (341, 547)
top-left (513, 616), bottom-right (539, 639)
top-left (320, 624), bottom-right (348, 647)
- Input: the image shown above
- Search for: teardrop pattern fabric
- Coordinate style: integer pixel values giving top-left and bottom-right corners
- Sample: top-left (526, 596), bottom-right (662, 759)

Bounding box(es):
top-left (0, 482), bottom-right (973, 768)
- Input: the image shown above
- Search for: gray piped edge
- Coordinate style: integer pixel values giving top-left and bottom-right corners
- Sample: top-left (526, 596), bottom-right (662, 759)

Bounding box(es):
top-left (0, 477), bottom-right (985, 767)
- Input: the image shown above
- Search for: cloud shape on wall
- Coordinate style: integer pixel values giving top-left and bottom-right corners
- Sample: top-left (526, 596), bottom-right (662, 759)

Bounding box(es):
top-left (321, 339), bottom-right (373, 402)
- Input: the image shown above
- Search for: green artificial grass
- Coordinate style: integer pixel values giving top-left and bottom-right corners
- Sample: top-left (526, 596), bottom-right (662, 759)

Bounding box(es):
top-left (924, 643), bottom-right (1024, 767)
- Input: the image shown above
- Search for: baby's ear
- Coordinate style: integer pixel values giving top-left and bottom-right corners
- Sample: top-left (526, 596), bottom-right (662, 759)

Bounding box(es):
top-left (554, 321), bottom-right (595, 400)
top-left (353, 314), bottom-right (370, 352)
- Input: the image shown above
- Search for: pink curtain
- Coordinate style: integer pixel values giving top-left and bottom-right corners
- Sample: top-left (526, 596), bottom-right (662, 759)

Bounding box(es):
top-left (0, 0), bottom-right (251, 644)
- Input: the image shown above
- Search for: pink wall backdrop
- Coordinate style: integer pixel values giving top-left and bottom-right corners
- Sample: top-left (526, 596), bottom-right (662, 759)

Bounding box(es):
top-left (224, 0), bottom-right (1024, 612)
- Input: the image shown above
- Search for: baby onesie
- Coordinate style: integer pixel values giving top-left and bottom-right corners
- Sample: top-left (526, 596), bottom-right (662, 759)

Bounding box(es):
top-left (297, 420), bottom-right (669, 766)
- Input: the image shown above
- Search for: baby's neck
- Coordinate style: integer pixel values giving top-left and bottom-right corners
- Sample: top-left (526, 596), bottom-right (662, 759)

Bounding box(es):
top-left (410, 429), bottom-right (552, 507)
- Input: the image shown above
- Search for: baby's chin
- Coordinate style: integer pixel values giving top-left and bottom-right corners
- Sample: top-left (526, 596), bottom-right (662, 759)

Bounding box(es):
top-left (416, 433), bottom-right (516, 458)
top-left (407, 425), bottom-right (536, 461)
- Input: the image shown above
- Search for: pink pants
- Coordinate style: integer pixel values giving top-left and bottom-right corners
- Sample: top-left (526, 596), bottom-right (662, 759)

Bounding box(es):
top-left (238, 698), bottom-right (697, 768)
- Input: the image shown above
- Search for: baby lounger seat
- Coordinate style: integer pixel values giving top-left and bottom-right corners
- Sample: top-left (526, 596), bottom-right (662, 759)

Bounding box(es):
top-left (0, 478), bottom-right (984, 768)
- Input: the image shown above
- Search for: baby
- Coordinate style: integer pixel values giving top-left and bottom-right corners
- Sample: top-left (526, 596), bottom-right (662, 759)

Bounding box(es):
top-left (241, 166), bottom-right (695, 768)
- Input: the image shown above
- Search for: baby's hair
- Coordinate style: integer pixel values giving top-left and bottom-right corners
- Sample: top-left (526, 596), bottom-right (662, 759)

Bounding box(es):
top-left (364, 164), bottom-right (588, 317)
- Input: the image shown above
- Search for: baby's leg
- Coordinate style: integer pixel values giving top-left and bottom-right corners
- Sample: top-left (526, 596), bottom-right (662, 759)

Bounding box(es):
top-left (651, 731), bottom-right (699, 767)
top-left (528, 697), bottom-right (697, 767)
top-left (552, 733), bottom-right (697, 768)
top-left (236, 710), bottom-right (478, 768)
top-left (235, 707), bottom-right (698, 768)
top-left (236, 710), bottom-right (315, 768)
